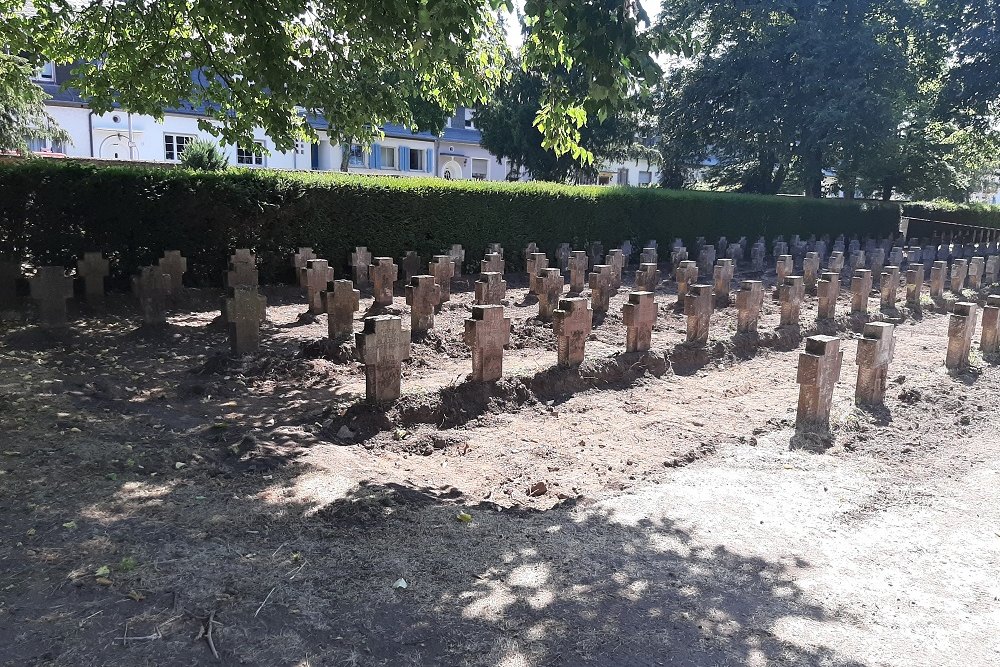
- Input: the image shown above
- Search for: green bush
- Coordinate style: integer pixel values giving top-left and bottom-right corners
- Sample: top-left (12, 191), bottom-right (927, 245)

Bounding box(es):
top-left (0, 160), bottom-right (901, 286)
top-left (179, 138), bottom-right (228, 171)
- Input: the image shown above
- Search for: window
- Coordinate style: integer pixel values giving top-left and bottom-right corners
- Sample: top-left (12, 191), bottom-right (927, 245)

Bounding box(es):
top-left (26, 137), bottom-right (46, 152)
top-left (464, 108), bottom-right (476, 129)
top-left (616, 168), bottom-right (630, 186)
top-left (348, 144), bottom-right (365, 167)
top-left (30, 62), bottom-right (55, 83)
top-left (163, 134), bottom-right (195, 161)
top-left (471, 158), bottom-right (488, 181)
top-left (237, 141), bottom-right (265, 166)
top-left (638, 171), bottom-right (652, 187)
top-left (408, 148), bottom-right (424, 171)
top-left (294, 140), bottom-right (306, 155)
top-left (379, 145), bottom-right (396, 169)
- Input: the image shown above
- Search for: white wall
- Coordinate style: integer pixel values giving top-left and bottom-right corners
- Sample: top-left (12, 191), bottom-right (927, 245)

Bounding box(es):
top-left (44, 105), bottom-right (91, 157)
top-left (437, 141), bottom-right (510, 181)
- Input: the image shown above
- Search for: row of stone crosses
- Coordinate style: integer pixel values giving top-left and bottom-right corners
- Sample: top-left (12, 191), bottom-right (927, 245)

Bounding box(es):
top-left (12, 231), bottom-right (1000, 410)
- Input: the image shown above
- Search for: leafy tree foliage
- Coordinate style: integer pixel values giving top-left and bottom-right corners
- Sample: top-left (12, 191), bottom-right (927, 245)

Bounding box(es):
top-left (3, 0), bottom-right (668, 158)
top-left (0, 54), bottom-right (69, 153)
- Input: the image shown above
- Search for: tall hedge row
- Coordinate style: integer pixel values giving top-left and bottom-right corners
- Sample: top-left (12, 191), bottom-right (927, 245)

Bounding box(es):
top-left (0, 160), bottom-right (902, 286)
top-left (902, 201), bottom-right (1000, 229)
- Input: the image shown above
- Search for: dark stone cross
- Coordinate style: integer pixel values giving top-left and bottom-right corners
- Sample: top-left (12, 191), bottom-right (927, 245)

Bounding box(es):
top-left (226, 250), bottom-right (258, 288)
top-left (449, 244), bottom-right (465, 277)
top-left (351, 247), bottom-right (372, 286)
top-left (225, 286), bottom-right (268, 355)
top-left (463, 305), bottom-right (511, 382)
top-left (475, 272), bottom-right (506, 305)
top-left (292, 247), bottom-right (316, 287)
top-left (405, 275), bottom-right (440, 333)
top-left (77, 252), bottom-right (109, 305)
top-left (567, 251), bottom-right (588, 293)
top-left (622, 291), bottom-right (656, 352)
top-left (370, 257), bottom-right (398, 306)
top-left (305, 259), bottom-right (335, 314)
top-left (133, 265), bottom-right (170, 327)
top-left (552, 297), bottom-right (593, 367)
top-left (588, 264), bottom-right (615, 313)
top-left (355, 315), bottom-right (411, 403)
top-left (536, 268), bottom-right (564, 321)
top-left (158, 250), bottom-right (187, 297)
top-left (30, 266), bottom-right (74, 330)
top-left (526, 252), bottom-right (548, 294)
top-left (402, 251), bottom-right (422, 281)
top-left (323, 279), bottom-right (360, 339)
top-left (429, 255), bottom-right (455, 303)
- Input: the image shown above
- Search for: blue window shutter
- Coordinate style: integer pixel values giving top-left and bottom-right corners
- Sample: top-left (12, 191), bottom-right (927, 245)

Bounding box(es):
top-left (370, 143), bottom-right (380, 169)
top-left (400, 146), bottom-right (410, 171)
top-left (425, 148), bottom-right (433, 174)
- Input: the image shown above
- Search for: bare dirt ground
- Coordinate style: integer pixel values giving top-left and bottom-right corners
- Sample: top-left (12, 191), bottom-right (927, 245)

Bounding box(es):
top-left (0, 265), bottom-right (997, 667)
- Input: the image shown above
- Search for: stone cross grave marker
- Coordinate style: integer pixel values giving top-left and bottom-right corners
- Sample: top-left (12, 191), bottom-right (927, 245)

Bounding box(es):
top-left (158, 250), bottom-right (187, 297)
top-left (736, 280), bottom-right (764, 333)
top-left (429, 255), bottom-right (455, 303)
top-left (697, 245), bottom-right (716, 278)
top-left (475, 272), bottom-right (506, 305)
top-left (671, 247), bottom-right (687, 268)
top-left (0, 257), bottom-right (19, 308)
top-left (984, 256), bottom-right (999, 285)
top-left (77, 252), bottom-right (109, 305)
top-left (889, 247), bottom-right (904, 266)
top-left (776, 255), bottom-right (793, 284)
top-left (567, 251), bottom-right (589, 293)
top-left (464, 305), bottom-right (511, 382)
top-left (855, 322), bottom-right (895, 405)
top-left (930, 261), bottom-right (947, 300)
top-left (323, 279), bottom-right (360, 339)
top-left (713, 259), bottom-right (734, 307)
top-left (828, 251), bottom-right (845, 276)
top-left (950, 259), bottom-right (968, 293)
top-left (355, 315), bottom-right (410, 403)
top-left (536, 268), bottom-right (564, 321)
top-left (880, 266), bottom-right (900, 309)
top-left (588, 264), bottom-right (615, 313)
top-left (905, 264), bottom-right (923, 307)
top-left (552, 297), bottom-right (593, 367)
top-left (946, 302), bottom-right (977, 370)
top-left (850, 269), bottom-right (873, 315)
top-left (351, 247), bottom-right (372, 286)
top-left (30, 266), bottom-right (74, 330)
top-left (523, 242), bottom-right (539, 269)
top-left (622, 291), bottom-right (656, 352)
top-left (401, 251), bottom-right (422, 281)
top-left (968, 256), bottom-right (985, 290)
top-left (868, 248), bottom-right (885, 277)
top-left (370, 257), bottom-right (398, 306)
top-left (305, 259), bottom-right (335, 314)
top-left (684, 284), bottom-right (713, 345)
top-left (802, 252), bottom-right (820, 292)
top-left (750, 243), bottom-right (765, 272)
top-left (527, 252), bottom-right (548, 294)
top-left (292, 247), bottom-right (316, 287)
top-left (225, 286), bottom-right (267, 355)
top-left (133, 265), bottom-right (169, 327)
top-left (227, 252), bottom-right (258, 288)
top-left (796, 335), bottom-right (843, 431)
top-left (817, 272), bottom-right (840, 321)
top-left (980, 295), bottom-right (1000, 355)
top-left (779, 276), bottom-right (805, 326)
top-left (605, 249), bottom-right (625, 289)
top-left (848, 251), bottom-right (866, 276)
top-left (449, 244), bottom-right (465, 277)
top-left (635, 263), bottom-right (661, 292)
top-left (481, 252), bottom-right (505, 275)
top-left (675, 260), bottom-right (699, 299)
top-left (556, 243), bottom-right (571, 271)
top-left (405, 275), bottom-right (440, 333)
top-left (587, 242), bottom-right (604, 270)
top-left (487, 242), bottom-right (504, 258)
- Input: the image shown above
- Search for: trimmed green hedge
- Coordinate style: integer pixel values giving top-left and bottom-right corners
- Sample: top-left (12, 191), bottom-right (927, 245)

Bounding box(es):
top-left (902, 201), bottom-right (1000, 229)
top-left (0, 160), bottom-right (901, 286)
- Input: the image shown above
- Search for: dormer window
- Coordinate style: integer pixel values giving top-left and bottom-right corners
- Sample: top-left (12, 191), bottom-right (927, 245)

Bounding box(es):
top-left (31, 62), bottom-right (55, 83)
top-left (464, 108), bottom-right (475, 129)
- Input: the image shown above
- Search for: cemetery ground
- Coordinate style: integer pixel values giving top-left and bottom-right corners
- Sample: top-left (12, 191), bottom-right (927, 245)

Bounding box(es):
top-left (0, 272), bottom-right (997, 667)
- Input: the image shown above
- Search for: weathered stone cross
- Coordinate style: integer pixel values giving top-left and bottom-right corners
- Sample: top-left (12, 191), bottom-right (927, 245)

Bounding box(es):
top-left (634, 263), bottom-right (661, 292)
top-left (817, 272), bottom-right (840, 321)
top-left (536, 268), bottom-right (564, 321)
top-left (526, 252), bottom-right (548, 294)
top-left (905, 264), bottom-right (923, 307)
top-left (30, 266), bottom-right (74, 330)
top-left (552, 297), bottom-right (592, 367)
top-left (880, 266), bottom-right (900, 309)
top-left (968, 256), bottom-right (984, 290)
top-left (776, 255), bottom-right (793, 284)
top-left (567, 251), bottom-right (589, 293)
top-left (323, 279), bottom-right (360, 339)
top-left (802, 252), bottom-right (820, 292)
top-left (850, 269), bottom-right (873, 315)
top-left (355, 315), bottom-right (410, 403)
top-left (556, 243), bottom-right (571, 271)
top-left (370, 257), bottom-right (398, 306)
top-left (475, 272), bottom-right (507, 305)
top-left (684, 284), bottom-right (713, 345)
top-left (405, 275), bottom-right (440, 333)
top-left (588, 264), bottom-right (615, 313)
top-left (796, 335), bottom-right (843, 431)
top-left (946, 302), bottom-right (977, 370)
top-left (981, 295), bottom-right (1000, 356)
top-left (449, 244), bottom-right (466, 277)
top-left (713, 259), bottom-right (734, 307)
top-left (227, 250), bottom-right (258, 288)
top-left (675, 260), bottom-right (699, 299)
top-left (429, 255), bottom-right (455, 303)
top-left (77, 252), bottom-right (109, 305)
top-left (605, 249), bottom-right (625, 289)
top-left (305, 259), bottom-right (335, 314)
top-left (855, 322), bottom-right (895, 405)
top-left (779, 276), bottom-right (805, 326)
top-left (481, 252), bottom-right (505, 275)
top-left (640, 247), bottom-right (658, 265)
top-left (463, 305), bottom-right (511, 382)
top-left (401, 251), bottom-right (422, 281)
top-left (133, 265), bottom-right (169, 327)
top-left (736, 280), bottom-right (764, 334)
top-left (351, 246), bottom-right (372, 286)
top-left (622, 291), bottom-right (656, 352)
top-left (158, 250), bottom-right (187, 297)
top-left (225, 286), bottom-right (268, 355)
top-left (292, 247), bottom-right (316, 287)
top-left (950, 259), bottom-right (968, 293)
top-left (929, 261), bottom-right (947, 300)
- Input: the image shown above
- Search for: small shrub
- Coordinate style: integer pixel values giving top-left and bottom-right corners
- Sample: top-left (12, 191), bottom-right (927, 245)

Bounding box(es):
top-left (179, 139), bottom-right (228, 171)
